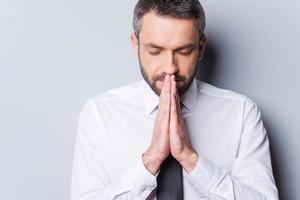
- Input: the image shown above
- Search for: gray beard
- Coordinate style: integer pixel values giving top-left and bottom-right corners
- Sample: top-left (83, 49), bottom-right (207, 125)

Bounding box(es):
top-left (138, 58), bottom-right (196, 97)
top-left (137, 43), bottom-right (197, 97)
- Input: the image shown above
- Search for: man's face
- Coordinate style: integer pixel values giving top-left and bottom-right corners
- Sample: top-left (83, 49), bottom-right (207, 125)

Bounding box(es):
top-left (131, 11), bottom-right (206, 96)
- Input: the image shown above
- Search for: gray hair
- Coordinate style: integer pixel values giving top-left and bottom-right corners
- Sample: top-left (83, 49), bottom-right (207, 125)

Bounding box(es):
top-left (133, 0), bottom-right (206, 38)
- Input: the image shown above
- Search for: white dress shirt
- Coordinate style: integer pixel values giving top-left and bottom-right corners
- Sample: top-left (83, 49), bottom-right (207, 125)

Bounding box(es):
top-left (71, 78), bottom-right (278, 200)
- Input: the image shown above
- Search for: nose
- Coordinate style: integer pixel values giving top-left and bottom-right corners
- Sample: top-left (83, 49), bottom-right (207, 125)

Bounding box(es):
top-left (163, 52), bottom-right (179, 75)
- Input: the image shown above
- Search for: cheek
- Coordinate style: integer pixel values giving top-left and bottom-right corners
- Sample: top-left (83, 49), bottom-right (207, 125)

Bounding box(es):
top-left (142, 53), bottom-right (161, 67)
top-left (140, 51), bottom-right (162, 74)
top-left (177, 55), bottom-right (197, 74)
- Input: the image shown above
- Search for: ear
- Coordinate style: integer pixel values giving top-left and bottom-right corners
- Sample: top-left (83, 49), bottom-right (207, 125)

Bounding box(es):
top-left (197, 34), bottom-right (207, 60)
top-left (130, 33), bottom-right (139, 59)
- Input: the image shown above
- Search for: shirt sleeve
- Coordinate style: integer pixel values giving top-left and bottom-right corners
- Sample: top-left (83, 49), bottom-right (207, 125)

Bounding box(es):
top-left (183, 97), bottom-right (279, 200)
top-left (70, 99), bottom-right (159, 200)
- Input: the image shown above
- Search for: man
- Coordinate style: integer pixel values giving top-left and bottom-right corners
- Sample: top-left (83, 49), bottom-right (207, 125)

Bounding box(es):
top-left (71, 0), bottom-right (279, 199)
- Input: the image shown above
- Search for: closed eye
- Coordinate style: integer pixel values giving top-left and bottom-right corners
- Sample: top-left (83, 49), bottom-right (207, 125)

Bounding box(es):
top-left (149, 50), bottom-right (161, 55)
top-left (178, 48), bottom-right (194, 55)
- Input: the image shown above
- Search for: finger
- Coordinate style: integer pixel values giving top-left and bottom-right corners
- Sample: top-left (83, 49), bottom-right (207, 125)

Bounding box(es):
top-left (161, 74), bottom-right (170, 109)
top-left (172, 76), bottom-right (183, 123)
top-left (170, 75), bottom-right (178, 130)
top-left (158, 74), bottom-right (170, 111)
top-left (173, 83), bottom-right (182, 119)
top-left (158, 75), bottom-right (167, 109)
top-left (165, 75), bottom-right (171, 114)
top-left (174, 82), bottom-right (181, 112)
top-left (171, 75), bottom-right (177, 114)
top-left (158, 74), bottom-right (171, 129)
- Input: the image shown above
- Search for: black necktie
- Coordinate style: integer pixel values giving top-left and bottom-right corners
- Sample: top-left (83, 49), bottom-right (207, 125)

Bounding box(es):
top-left (156, 154), bottom-right (183, 200)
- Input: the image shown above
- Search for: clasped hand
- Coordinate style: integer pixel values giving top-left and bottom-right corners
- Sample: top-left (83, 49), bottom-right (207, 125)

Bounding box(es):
top-left (143, 74), bottom-right (198, 175)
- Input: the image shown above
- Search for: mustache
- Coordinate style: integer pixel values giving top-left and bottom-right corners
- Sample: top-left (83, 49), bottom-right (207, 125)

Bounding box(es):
top-left (154, 74), bottom-right (186, 81)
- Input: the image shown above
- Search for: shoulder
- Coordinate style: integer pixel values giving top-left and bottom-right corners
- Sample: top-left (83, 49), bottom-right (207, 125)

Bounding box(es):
top-left (91, 79), bottom-right (143, 103)
top-left (196, 79), bottom-right (248, 102)
top-left (79, 80), bottom-right (143, 114)
top-left (195, 79), bottom-right (260, 115)
top-left (196, 79), bottom-right (260, 118)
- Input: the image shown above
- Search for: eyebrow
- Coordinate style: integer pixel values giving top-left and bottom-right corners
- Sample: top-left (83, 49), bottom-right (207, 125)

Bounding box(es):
top-left (143, 43), bottom-right (196, 51)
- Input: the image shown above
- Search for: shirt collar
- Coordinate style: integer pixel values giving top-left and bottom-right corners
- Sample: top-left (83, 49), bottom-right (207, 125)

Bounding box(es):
top-left (142, 78), bottom-right (198, 116)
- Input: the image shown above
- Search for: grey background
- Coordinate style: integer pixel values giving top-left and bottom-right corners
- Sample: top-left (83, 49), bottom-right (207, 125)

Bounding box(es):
top-left (0, 0), bottom-right (299, 199)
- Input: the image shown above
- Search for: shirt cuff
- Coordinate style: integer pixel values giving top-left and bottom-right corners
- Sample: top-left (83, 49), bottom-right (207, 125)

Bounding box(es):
top-left (183, 152), bottom-right (224, 197)
top-left (119, 154), bottom-right (160, 198)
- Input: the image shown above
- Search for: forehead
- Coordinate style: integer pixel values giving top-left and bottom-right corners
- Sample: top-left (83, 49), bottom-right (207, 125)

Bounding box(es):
top-left (139, 11), bottom-right (198, 47)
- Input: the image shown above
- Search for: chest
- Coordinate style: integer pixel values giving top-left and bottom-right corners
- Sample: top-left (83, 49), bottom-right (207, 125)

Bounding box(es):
top-left (102, 106), bottom-right (242, 178)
